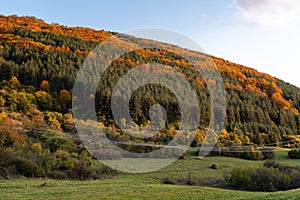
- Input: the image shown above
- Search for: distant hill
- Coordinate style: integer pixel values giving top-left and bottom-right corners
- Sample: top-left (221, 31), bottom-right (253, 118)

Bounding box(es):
top-left (1, 14), bottom-right (300, 150)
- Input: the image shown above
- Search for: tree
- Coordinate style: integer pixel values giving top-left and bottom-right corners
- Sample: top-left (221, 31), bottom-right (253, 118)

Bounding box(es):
top-left (35, 90), bottom-right (53, 110)
top-left (8, 76), bottom-right (20, 89)
top-left (219, 129), bottom-right (230, 143)
top-left (16, 91), bottom-right (30, 112)
top-left (272, 92), bottom-right (290, 110)
top-left (40, 80), bottom-right (50, 92)
top-left (58, 89), bottom-right (71, 113)
top-left (0, 111), bottom-right (6, 122)
top-left (0, 95), bottom-right (5, 107)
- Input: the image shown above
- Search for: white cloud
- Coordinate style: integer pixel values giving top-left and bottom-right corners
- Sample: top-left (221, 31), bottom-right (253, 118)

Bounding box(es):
top-left (234, 0), bottom-right (300, 27)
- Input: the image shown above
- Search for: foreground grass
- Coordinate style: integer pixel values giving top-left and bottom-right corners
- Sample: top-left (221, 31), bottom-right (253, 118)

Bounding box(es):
top-left (2, 177), bottom-right (300, 200)
top-left (1, 149), bottom-right (300, 200)
top-left (2, 176), bottom-right (300, 200)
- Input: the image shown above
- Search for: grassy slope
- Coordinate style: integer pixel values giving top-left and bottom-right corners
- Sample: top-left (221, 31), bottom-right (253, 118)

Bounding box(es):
top-left (1, 150), bottom-right (300, 200)
top-left (2, 178), bottom-right (300, 200)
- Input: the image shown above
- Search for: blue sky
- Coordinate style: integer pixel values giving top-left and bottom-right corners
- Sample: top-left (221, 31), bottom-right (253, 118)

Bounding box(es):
top-left (1, 0), bottom-right (300, 86)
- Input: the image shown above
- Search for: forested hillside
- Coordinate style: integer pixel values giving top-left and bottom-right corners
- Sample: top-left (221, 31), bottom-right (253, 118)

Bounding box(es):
top-left (1, 14), bottom-right (300, 170)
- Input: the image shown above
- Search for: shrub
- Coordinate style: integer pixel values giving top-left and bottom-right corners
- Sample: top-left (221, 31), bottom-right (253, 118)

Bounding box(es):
top-left (228, 161), bottom-right (300, 192)
top-left (69, 163), bottom-right (99, 180)
top-left (243, 151), bottom-right (263, 160)
top-left (46, 136), bottom-right (75, 153)
top-left (211, 163), bottom-right (220, 170)
top-left (0, 149), bottom-right (14, 166)
top-left (53, 150), bottom-right (75, 170)
top-left (186, 173), bottom-right (196, 186)
top-left (0, 165), bottom-right (16, 179)
top-left (0, 150), bottom-right (43, 178)
top-left (229, 167), bottom-right (253, 190)
top-left (48, 170), bottom-right (68, 179)
top-left (31, 142), bottom-right (43, 153)
top-left (207, 146), bottom-right (274, 160)
top-left (161, 177), bottom-right (175, 184)
top-left (160, 173), bottom-right (226, 188)
top-left (288, 149), bottom-right (300, 159)
top-left (11, 157), bottom-right (42, 178)
top-left (261, 148), bottom-right (275, 159)
top-left (179, 154), bottom-right (185, 160)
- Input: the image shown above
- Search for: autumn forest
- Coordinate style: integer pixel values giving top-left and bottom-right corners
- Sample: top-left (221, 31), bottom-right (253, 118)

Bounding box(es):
top-left (1, 15), bottom-right (300, 180)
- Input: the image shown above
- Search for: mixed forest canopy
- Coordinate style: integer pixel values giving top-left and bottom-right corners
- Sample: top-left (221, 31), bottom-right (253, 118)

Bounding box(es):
top-left (1, 14), bottom-right (300, 153)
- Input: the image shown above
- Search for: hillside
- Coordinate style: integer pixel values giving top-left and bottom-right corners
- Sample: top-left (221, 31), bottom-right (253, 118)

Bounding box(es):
top-left (2, 152), bottom-right (300, 199)
top-left (1, 14), bottom-right (300, 177)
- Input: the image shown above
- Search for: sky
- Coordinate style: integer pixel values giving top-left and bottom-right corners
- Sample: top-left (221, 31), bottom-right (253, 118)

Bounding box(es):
top-left (1, 0), bottom-right (300, 86)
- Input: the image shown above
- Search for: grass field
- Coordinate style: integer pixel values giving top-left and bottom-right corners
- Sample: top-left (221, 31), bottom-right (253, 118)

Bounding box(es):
top-left (1, 149), bottom-right (300, 200)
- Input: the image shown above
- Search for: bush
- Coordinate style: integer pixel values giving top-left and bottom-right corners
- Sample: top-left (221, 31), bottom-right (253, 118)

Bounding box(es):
top-left (46, 136), bottom-right (76, 153)
top-left (70, 163), bottom-right (98, 180)
top-left (211, 163), bottom-right (220, 170)
top-left (207, 146), bottom-right (274, 160)
top-left (0, 134), bottom-right (118, 180)
top-left (117, 143), bottom-right (158, 154)
top-left (48, 170), bottom-right (68, 179)
top-left (288, 149), bottom-right (300, 159)
top-left (160, 173), bottom-right (226, 188)
top-left (243, 151), bottom-right (263, 160)
top-left (261, 148), bottom-right (275, 160)
top-left (161, 177), bottom-right (175, 184)
top-left (0, 149), bottom-right (14, 167)
top-left (229, 166), bottom-right (279, 191)
top-left (53, 150), bottom-right (75, 170)
top-left (0, 165), bottom-right (17, 179)
top-left (0, 150), bottom-right (44, 178)
top-left (186, 173), bottom-right (197, 186)
top-left (228, 161), bottom-right (300, 192)
top-left (229, 167), bottom-right (253, 190)
top-left (11, 157), bottom-right (42, 178)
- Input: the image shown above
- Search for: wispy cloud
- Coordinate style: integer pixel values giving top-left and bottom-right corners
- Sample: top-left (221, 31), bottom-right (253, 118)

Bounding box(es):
top-left (234, 0), bottom-right (300, 27)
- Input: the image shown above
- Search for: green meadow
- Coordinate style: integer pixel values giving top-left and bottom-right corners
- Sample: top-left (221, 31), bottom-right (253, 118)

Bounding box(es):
top-left (1, 149), bottom-right (300, 200)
